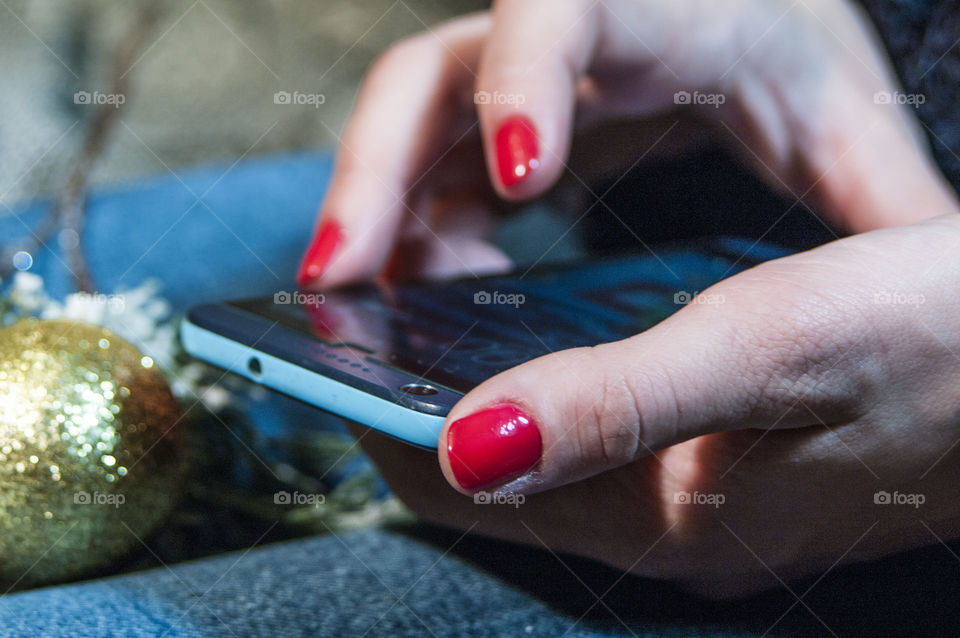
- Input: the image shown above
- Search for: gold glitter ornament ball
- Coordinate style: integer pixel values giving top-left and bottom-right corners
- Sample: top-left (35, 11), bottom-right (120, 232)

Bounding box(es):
top-left (0, 319), bottom-right (187, 588)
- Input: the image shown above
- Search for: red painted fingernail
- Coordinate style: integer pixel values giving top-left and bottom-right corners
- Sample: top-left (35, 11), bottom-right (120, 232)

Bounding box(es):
top-left (447, 404), bottom-right (542, 491)
top-left (297, 220), bottom-right (343, 287)
top-left (495, 116), bottom-right (539, 188)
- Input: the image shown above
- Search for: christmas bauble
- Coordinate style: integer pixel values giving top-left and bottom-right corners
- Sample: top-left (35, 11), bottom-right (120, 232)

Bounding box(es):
top-left (0, 319), bottom-right (187, 588)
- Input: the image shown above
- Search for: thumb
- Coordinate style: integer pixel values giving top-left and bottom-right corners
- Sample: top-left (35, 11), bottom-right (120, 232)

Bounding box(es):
top-left (438, 269), bottom-right (867, 496)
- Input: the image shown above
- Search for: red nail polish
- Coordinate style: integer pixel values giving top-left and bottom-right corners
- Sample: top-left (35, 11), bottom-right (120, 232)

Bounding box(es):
top-left (495, 116), bottom-right (539, 188)
top-left (297, 220), bottom-right (343, 286)
top-left (447, 404), bottom-right (542, 491)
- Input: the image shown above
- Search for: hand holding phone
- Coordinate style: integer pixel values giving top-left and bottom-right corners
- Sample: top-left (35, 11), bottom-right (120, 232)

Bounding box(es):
top-left (183, 238), bottom-right (785, 449)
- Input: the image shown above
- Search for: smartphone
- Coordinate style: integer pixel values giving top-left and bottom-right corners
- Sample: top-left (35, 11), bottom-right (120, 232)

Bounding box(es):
top-left (181, 237), bottom-right (789, 448)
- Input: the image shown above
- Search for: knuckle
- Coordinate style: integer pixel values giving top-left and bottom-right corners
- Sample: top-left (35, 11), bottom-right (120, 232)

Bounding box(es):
top-left (567, 345), bottom-right (642, 467)
top-left (368, 35), bottom-right (432, 80)
top-left (372, 13), bottom-right (478, 77)
top-left (717, 265), bottom-right (879, 424)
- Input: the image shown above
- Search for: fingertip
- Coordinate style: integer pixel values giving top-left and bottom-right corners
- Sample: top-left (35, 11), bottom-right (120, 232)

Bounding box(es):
top-left (296, 219), bottom-right (344, 289)
top-left (442, 403), bottom-right (543, 494)
top-left (494, 114), bottom-right (541, 190)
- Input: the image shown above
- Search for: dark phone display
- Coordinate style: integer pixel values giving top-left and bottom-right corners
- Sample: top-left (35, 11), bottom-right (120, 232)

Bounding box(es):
top-left (231, 238), bottom-right (787, 394)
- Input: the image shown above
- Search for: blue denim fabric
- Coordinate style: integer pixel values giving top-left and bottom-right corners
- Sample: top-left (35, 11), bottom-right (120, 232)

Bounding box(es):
top-left (3, 151), bottom-right (960, 637)
top-left (3, 150), bottom-right (331, 307)
top-left (4, 521), bottom-right (960, 637)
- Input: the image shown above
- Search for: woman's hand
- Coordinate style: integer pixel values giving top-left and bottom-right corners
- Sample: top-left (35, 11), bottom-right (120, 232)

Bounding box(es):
top-left (355, 214), bottom-right (960, 598)
top-left (300, 0), bottom-right (960, 598)
top-left (297, 0), bottom-right (955, 288)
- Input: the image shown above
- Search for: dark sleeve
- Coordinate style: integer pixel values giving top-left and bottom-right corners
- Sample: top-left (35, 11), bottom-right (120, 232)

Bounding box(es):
top-left (856, 0), bottom-right (960, 197)
top-left (581, 1), bottom-right (960, 255)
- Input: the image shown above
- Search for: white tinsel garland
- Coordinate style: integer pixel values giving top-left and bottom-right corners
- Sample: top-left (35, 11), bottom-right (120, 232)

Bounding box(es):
top-left (1, 272), bottom-right (237, 412)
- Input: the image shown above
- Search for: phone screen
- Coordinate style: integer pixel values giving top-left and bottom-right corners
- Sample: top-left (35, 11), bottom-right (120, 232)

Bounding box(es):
top-left (228, 238), bottom-right (787, 394)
